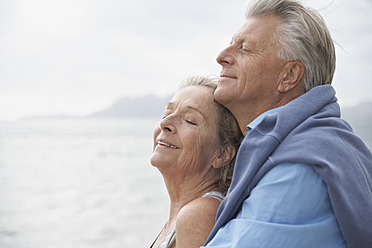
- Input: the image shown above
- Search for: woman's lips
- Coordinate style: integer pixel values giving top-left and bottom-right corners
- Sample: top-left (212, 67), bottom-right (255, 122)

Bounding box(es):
top-left (157, 140), bottom-right (179, 149)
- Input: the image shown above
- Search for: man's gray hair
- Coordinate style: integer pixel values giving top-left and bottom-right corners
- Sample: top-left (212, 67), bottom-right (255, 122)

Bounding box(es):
top-left (246, 0), bottom-right (336, 91)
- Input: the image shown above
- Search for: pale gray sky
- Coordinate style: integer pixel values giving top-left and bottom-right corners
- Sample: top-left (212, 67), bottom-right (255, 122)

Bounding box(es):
top-left (1, 0), bottom-right (371, 121)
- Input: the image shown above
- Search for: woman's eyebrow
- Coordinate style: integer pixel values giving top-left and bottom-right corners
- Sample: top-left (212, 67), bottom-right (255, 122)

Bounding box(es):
top-left (185, 106), bottom-right (206, 120)
top-left (165, 102), bottom-right (206, 120)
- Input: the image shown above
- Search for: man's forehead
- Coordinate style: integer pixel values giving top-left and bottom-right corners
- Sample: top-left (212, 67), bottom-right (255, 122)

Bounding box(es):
top-left (232, 16), bottom-right (280, 43)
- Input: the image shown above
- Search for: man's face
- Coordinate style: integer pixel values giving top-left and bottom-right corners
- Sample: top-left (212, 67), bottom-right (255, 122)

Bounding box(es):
top-left (214, 15), bottom-right (288, 119)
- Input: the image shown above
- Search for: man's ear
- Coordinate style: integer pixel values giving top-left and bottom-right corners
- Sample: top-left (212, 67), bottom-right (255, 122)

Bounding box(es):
top-left (278, 61), bottom-right (305, 93)
top-left (212, 145), bottom-right (236, 169)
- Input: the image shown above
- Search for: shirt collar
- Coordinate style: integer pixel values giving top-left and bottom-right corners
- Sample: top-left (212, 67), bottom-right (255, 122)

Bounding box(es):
top-left (246, 107), bottom-right (282, 134)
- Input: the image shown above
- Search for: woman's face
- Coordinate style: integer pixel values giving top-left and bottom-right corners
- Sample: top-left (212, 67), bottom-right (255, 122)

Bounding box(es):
top-left (150, 85), bottom-right (220, 177)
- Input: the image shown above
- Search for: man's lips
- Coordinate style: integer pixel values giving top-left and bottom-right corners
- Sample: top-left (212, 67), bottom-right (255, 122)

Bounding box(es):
top-left (157, 140), bottom-right (179, 149)
top-left (220, 74), bottom-right (237, 79)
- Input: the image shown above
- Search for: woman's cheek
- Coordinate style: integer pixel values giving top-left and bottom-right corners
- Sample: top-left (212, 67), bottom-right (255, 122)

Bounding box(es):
top-left (177, 131), bottom-right (202, 173)
top-left (152, 124), bottom-right (161, 151)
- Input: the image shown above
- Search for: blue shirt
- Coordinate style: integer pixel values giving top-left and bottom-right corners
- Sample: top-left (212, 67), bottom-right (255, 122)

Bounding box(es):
top-left (204, 108), bottom-right (346, 248)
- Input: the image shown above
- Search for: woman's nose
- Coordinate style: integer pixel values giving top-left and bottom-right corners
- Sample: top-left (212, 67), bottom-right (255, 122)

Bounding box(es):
top-left (159, 116), bottom-right (176, 133)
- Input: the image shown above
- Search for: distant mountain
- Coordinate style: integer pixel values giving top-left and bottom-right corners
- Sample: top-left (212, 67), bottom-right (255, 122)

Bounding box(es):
top-left (341, 102), bottom-right (372, 150)
top-left (21, 95), bottom-right (371, 123)
top-left (21, 115), bottom-right (81, 121)
top-left (88, 94), bottom-right (172, 118)
top-left (341, 102), bottom-right (372, 127)
top-left (89, 95), bottom-right (372, 122)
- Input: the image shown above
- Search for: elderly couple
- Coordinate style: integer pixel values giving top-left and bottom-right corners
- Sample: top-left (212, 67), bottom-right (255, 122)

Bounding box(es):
top-left (149, 0), bottom-right (372, 247)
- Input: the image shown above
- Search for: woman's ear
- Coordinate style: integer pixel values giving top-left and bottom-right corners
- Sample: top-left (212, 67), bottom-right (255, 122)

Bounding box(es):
top-left (212, 145), bottom-right (236, 169)
top-left (278, 61), bottom-right (305, 93)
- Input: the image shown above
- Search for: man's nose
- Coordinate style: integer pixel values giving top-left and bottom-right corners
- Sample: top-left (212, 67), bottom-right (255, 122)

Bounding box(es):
top-left (216, 46), bottom-right (234, 66)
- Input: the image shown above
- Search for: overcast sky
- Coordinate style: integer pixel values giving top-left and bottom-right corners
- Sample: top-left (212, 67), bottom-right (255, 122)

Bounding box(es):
top-left (1, 0), bottom-right (371, 121)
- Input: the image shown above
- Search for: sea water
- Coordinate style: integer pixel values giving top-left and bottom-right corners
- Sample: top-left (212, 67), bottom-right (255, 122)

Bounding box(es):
top-left (0, 119), bottom-right (168, 248)
top-left (0, 118), bottom-right (371, 248)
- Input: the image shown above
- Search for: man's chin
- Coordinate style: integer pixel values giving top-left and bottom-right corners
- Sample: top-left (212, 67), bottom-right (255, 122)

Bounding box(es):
top-left (214, 87), bottom-right (232, 106)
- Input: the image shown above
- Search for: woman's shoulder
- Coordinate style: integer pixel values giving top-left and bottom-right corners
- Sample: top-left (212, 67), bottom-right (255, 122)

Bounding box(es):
top-left (175, 193), bottom-right (222, 247)
top-left (179, 194), bottom-right (221, 222)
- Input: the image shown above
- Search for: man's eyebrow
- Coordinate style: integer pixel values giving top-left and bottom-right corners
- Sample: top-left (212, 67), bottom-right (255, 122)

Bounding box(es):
top-left (230, 35), bottom-right (244, 44)
top-left (231, 35), bottom-right (256, 46)
top-left (165, 102), bottom-right (175, 109)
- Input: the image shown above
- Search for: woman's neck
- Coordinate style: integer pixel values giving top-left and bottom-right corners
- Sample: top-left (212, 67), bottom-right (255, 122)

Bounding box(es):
top-left (152, 169), bottom-right (219, 248)
top-left (162, 172), bottom-right (218, 225)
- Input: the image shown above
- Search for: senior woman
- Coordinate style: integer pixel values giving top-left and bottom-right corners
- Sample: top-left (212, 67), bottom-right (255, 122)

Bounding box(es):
top-left (150, 75), bottom-right (242, 248)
